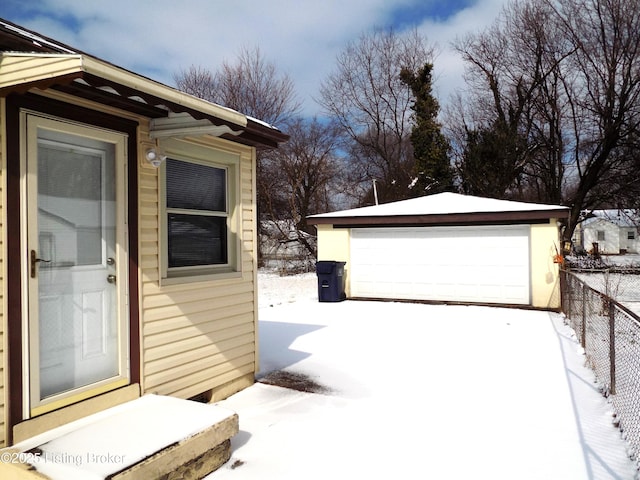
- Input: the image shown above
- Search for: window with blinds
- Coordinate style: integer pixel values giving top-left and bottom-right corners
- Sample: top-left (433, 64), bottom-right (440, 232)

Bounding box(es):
top-left (165, 158), bottom-right (228, 269)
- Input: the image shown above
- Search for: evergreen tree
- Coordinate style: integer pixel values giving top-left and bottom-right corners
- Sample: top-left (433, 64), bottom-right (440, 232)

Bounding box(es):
top-left (458, 123), bottom-right (527, 198)
top-left (400, 63), bottom-right (454, 195)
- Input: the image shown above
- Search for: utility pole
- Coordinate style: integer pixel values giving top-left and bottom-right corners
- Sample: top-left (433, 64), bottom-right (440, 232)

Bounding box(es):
top-left (372, 179), bottom-right (379, 205)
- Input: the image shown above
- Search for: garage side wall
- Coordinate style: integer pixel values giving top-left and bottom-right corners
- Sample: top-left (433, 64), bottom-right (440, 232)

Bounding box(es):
top-left (316, 224), bottom-right (350, 296)
top-left (530, 220), bottom-right (562, 309)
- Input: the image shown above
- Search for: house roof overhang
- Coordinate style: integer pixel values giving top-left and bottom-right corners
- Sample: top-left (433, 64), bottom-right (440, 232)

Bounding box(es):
top-left (0, 51), bottom-right (289, 149)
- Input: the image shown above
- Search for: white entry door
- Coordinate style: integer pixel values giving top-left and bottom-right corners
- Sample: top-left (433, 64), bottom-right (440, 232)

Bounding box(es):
top-left (25, 114), bottom-right (129, 416)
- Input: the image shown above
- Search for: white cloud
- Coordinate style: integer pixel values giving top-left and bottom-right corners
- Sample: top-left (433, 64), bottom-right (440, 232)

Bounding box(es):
top-left (12, 0), bottom-right (507, 117)
top-left (417, 0), bottom-right (506, 104)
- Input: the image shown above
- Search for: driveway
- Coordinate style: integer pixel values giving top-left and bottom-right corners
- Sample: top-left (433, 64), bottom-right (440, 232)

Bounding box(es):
top-left (209, 273), bottom-right (636, 479)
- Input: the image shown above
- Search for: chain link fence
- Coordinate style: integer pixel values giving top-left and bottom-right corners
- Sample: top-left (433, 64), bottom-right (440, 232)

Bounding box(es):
top-left (561, 270), bottom-right (640, 465)
top-left (261, 253), bottom-right (316, 275)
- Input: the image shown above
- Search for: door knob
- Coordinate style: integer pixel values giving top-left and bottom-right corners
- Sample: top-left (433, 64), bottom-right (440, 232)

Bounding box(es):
top-left (107, 274), bottom-right (117, 284)
top-left (30, 250), bottom-right (51, 278)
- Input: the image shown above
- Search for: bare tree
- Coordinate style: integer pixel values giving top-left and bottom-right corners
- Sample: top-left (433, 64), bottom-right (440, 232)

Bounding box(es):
top-left (318, 28), bottom-right (435, 204)
top-left (175, 46), bottom-right (301, 127)
top-left (451, 0), bottom-right (572, 201)
top-left (174, 46), bottom-right (302, 264)
top-left (264, 117), bottom-right (344, 257)
top-left (450, 0), bottom-right (640, 242)
top-left (212, 46), bottom-right (302, 127)
top-left (173, 65), bottom-right (216, 102)
top-left (549, 0), bottom-right (640, 240)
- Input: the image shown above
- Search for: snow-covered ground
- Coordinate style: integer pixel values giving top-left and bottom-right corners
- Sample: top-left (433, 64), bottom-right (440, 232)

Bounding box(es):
top-left (575, 271), bottom-right (640, 317)
top-left (605, 254), bottom-right (640, 267)
top-left (571, 254), bottom-right (640, 316)
top-left (208, 271), bottom-right (638, 479)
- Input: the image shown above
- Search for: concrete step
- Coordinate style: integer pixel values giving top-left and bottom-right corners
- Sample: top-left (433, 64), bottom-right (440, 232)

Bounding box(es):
top-left (0, 394), bottom-right (238, 480)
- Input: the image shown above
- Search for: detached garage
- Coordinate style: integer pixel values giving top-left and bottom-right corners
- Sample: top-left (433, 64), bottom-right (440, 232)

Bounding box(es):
top-left (308, 193), bottom-right (569, 309)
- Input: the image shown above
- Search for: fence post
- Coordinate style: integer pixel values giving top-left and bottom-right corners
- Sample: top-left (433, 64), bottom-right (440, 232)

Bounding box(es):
top-left (608, 299), bottom-right (616, 395)
top-left (565, 271), bottom-right (571, 318)
top-left (581, 283), bottom-right (587, 349)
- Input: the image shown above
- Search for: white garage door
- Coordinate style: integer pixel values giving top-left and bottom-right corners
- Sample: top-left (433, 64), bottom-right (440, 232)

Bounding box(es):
top-left (350, 225), bottom-right (530, 305)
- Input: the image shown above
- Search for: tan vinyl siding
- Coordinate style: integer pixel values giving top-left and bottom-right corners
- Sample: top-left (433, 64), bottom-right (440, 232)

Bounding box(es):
top-left (0, 53), bottom-right (83, 90)
top-left (0, 98), bottom-right (6, 447)
top-left (139, 133), bottom-right (258, 401)
top-left (0, 89), bottom-right (259, 445)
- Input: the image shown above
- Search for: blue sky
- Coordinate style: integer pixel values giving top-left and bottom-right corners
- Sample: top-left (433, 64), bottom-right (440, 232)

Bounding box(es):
top-left (390, 0), bottom-right (476, 25)
top-left (1, 0), bottom-right (505, 117)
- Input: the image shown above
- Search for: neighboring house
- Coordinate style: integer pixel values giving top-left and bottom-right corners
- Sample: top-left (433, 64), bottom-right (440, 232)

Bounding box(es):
top-left (308, 192), bottom-right (569, 309)
top-left (0, 16), bottom-right (287, 457)
top-left (572, 210), bottom-right (640, 254)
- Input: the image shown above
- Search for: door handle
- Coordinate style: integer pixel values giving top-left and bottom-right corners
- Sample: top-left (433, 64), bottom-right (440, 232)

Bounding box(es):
top-left (107, 274), bottom-right (117, 284)
top-left (30, 250), bottom-right (51, 278)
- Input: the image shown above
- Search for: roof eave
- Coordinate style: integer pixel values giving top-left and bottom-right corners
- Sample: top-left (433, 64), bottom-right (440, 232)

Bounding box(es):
top-left (0, 53), bottom-right (246, 126)
top-left (0, 52), bottom-right (289, 149)
top-left (308, 209), bottom-right (570, 226)
top-left (81, 55), bottom-right (247, 127)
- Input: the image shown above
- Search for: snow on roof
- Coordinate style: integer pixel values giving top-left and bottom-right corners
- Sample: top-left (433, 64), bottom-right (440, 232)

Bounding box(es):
top-left (246, 115), bottom-right (279, 131)
top-left (582, 209), bottom-right (640, 227)
top-left (310, 192), bottom-right (568, 219)
top-left (0, 18), bottom-right (76, 54)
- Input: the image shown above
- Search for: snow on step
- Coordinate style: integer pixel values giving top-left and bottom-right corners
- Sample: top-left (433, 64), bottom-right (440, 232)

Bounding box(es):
top-left (3, 394), bottom-right (238, 480)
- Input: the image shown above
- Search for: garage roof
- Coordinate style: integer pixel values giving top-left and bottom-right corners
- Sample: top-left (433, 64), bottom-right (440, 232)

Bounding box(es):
top-left (308, 192), bottom-right (570, 227)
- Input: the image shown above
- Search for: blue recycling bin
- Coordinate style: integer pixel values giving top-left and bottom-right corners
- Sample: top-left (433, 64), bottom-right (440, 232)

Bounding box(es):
top-left (316, 261), bottom-right (346, 302)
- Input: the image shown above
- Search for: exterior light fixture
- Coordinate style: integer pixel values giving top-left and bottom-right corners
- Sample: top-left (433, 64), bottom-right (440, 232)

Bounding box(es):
top-left (145, 147), bottom-right (167, 168)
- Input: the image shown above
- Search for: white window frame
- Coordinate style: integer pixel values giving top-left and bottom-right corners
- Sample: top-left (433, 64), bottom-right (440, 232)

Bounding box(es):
top-left (628, 230), bottom-right (635, 240)
top-left (597, 230), bottom-right (605, 241)
top-left (159, 138), bottom-right (241, 284)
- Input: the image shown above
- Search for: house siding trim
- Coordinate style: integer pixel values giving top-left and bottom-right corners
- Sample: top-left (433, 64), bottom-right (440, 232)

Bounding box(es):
top-left (0, 97), bottom-right (8, 447)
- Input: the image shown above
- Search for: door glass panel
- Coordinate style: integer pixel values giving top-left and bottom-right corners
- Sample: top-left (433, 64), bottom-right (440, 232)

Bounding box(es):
top-left (35, 132), bottom-right (119, 400)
